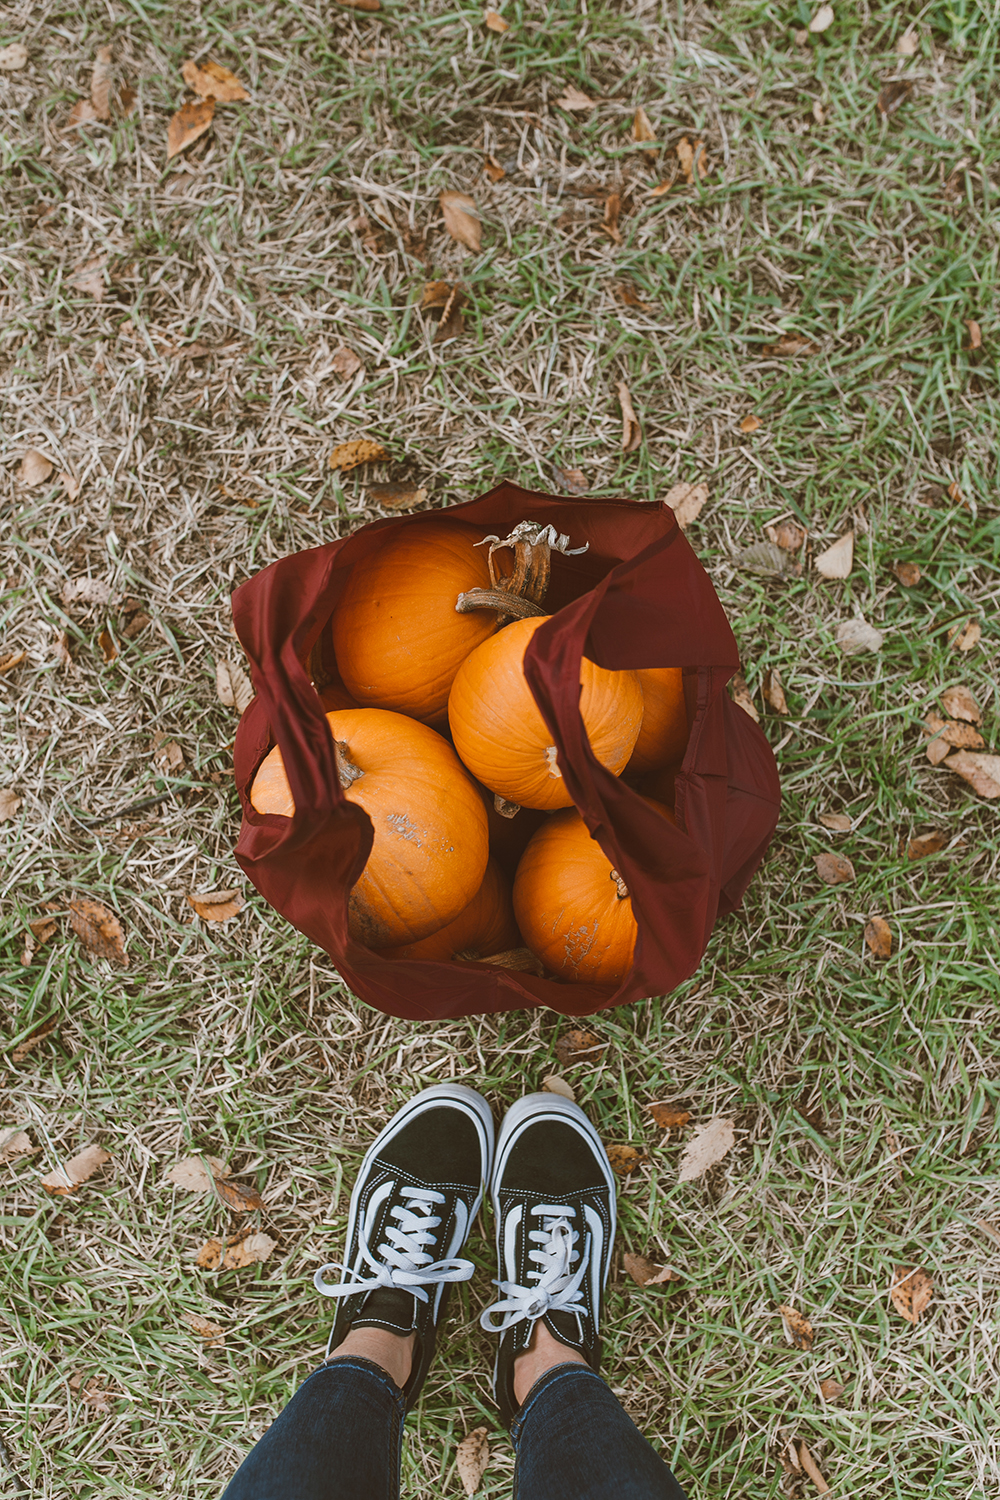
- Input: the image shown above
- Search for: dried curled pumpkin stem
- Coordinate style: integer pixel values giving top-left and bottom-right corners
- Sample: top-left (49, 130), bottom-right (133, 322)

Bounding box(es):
top-left (610, 868), bottom-right (629, 900)
top-left (455, 520), bottom-right (588, 625)
top-left (494, 794), bottom-right (522, 819)
top-left (455, 588), bottom-right (546, 620)
top-left (334, 738), bottom-right (364, 790)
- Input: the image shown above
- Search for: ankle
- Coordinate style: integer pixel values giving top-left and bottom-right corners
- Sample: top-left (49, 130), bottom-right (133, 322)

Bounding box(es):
top-left (512, 1319), bottom-right (588, 1406)
top-left (327, 1326), bottom-right (417, 1391)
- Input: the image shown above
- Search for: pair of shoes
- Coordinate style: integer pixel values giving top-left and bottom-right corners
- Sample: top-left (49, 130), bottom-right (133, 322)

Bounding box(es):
top-left (313, 1084), bottom-right (617, 1425)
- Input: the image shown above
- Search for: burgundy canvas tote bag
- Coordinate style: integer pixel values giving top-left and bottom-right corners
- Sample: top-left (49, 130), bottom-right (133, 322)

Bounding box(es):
top-left (232, 481), bottom-right (780, 1022)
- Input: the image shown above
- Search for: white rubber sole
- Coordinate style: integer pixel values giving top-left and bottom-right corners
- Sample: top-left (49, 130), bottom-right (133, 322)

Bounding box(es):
top-left (491, 1092), bottom-right (617, 1246)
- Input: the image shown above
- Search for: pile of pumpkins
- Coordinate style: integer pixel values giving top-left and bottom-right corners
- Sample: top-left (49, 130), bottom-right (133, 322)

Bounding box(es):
top-left (250, 518), bottom-right (686, 984)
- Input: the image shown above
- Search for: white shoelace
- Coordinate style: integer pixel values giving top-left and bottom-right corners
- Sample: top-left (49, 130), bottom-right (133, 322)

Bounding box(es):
top-left (314, 1186), bottom-right (476, 1304)
top-left (479, 1205), bottom-right (588, 1337)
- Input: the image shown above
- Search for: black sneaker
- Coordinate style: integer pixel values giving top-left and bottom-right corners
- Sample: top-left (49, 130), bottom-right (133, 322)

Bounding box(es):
top-left (479, 1093), bottom-right (617, 1427)
top-left (314, 1083), bottom-right (494, 1412)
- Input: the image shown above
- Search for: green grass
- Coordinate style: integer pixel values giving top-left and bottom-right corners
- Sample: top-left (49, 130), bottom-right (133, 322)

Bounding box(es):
top-left (2, 0), bottom-right (999, 1495)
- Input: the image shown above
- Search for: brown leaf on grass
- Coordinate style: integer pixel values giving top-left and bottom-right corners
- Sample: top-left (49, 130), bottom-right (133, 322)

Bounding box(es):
top-left (62, 578), bottom-right (111, 610)
top-left (877, 79), bottom-right (912, 118)
top-left (20, 914), bottom-right (59, 966)
top-left (90, 45), bottom-right (113, 119)
top-left (923, 713), bottom-right (984, 752)
top-left (809, 2), bottom-right (835, 29)
top-left (484, 9), bottom-right (509, 31)
top-left (864, 916), bottom-right (892, 959)
top-left (152, 735), bottom-right (184, 773)
top-left (0, 788), bottom-right (22, 821)
top-left (97, 627), bottom-right (117, 664)
top-left (0, 650), bottom-right (27, 674)
top-left (601, 192), bottom-right (622, 243)
top-left (482, 153), bottom-right (505, 182)
top-left (181, 59), bottom-right (250, 102)
top-left (184, 1312), bottom-right (226, 1345)
top-left (819, 1377), bottom-right (845, 1400)
top-left (777, 1305), bottom-right (814, 1351)
top-left (814, 532), bottom-right (853, 579)
top-left (835, 619), bottom-right (883, 655)
top-left (117, 83), bottom-right (137, 117)
top-left (890, 1265), bottom-right (933, 1323)
top-left (894, 561), bottom-right (921, 586)
top-left (617, 381), bottom-right (642, 451)
top-left (675, 136), bottom-right (709, 184)
top-left (799, 1441), bottom-right (831, 1494)
top-left (607, 1144), bottom-right (648, 1176)
top-left (220, 1232), bottom-right (276, 1269)
top-left (213, 1176), bottom-right (266, 1213)
top-left (678, 1118), bottom-right (735, 1182)
top-left (623, 1252), bottom-right (681, 1287)
top-left (818, 812), bottom-right (852, 832)
top-left (216, 659), bottom-right (254, 714)
top-left (188, 889), bottom-right (244, 922)
top-left (553, 466), bottom-right (589, 496)
top-left (52, 630), bottom-right (73, 668)
top-left (66, 98), bottom-right (101, 128)
top-left (337, 0), bottom-right (381, 10)
top-left (897, 27), bottom-right (918, 55)
top-left (439, 191), bottom-right (481, 252)
top-left (762, 669), bottom-right (789, 715)
top-left (946, 480), bottom-right (967, 509)
top-left (0, 42), bottom-right (28, 70)
top-left (906, 830), bottom-right (948, 861)
top-left (328, 439), bottom-right (388, 473)
top-left (940, 685), bottom-right (982, 724)
top-left (68, 1373), bottom-right (113, 1412)
top-left (632, 106), bottom-right (657, 144)
top-left (18, 449), bottom-right (54, 487)
top-left (925, 728), bottom-right (952, 767)
top-left (664, 480), bottom-right (709, 528)
top-left (368, 483), bottom-right (428, 511)
top-left (965, 319), bottom-right (982, 351)
top-left (456, 1426), bottom-right (490, 1497)
top-left (740, 414), bottom-right (762, 434)
top-left (10, 1016), bottom-right (59, 1064)
top-left (949, 619), bottom-right (981, 652)
top-left (648, 1104), bottom-right (691, 1131)
top-left (0, 1128), bottom-right (34, 1161)
top-left (167, 98), bottom-right (215, 159)
top-left (69, 898), bottom-right (128, 966)
top-left (768, 521), bottom-right (807, 552)
top-left (432, 284), bottom-right (467, 342)
top-left (814, 852), bottom-right (855, 886)
top-left (59, 471), bottom-right (81, 500)
top-left (729, 673), bottom-right (759, 723)
top-left (647, 176), bottom-right (675, 198)
top-left (165, 1155), bottom-right (228, 1192)
top-left (763, 334), bottom-right (819, 357)
top-left (332, 346), bottom-right (363, 379)
top-left (542, 1074), bottom-right (576, 1102)
top-left (944, 751), bottom-right (1000, 799)
top-left (554, 1028), bottom-right (604, 1066)
top-left (555, 85), bottom-right (595, 111)
top-left (615, 281), bottom-right (651, 311)
top-left (40, 1143), bottom-right (111, 1195)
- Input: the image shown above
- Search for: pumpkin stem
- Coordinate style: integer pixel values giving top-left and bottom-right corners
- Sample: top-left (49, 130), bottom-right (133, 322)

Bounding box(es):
top-left (610, 868), bottom-right (629, 900)
top-left (334, 738), bottom-right (364, 790)
top-left (544, 745), bottom-right (562, 779)
top-left (477, 947), bottom-right (546, 974)
top-left (456, 520), bottom-right (588, 625)
top-left (455, 588), bottom-right (546, 620)
top-left (494, 794), bottom-right (521, 819)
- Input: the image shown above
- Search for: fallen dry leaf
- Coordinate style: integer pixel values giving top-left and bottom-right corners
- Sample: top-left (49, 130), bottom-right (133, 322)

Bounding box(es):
top-left (924, 732), bottom-right (951, 766)
top-left (809, 4), bottom-right (835, 31)
top-left (69, 898), bottom-right (128, 966)
top-left (542, 1074), bottom-right (576, 1102)
top-left (946, 480), bottom-right (966, 508)
top-left (944, 751), bottom-right (1000, 799)
top-left (66, 98), bottom-right (101, 128)
top-left (368, 482), bottom-right (428, 511)
top-left (890, 1265), bottom-right (933, 1323)
top-left (762, 334), bottom-right (819, 357)
top-left (819, 1378), bottom-right (845, 1400)
top-left (615, 281), bottom-right (652, 311)
top-left (213, 1176), bottom-right (266, 1213)
top-left (736, 541), bottom-right (790, 578)
top-left (940, 685), bottom-right (981, 724)
top-left (740, 414), bottom-right (762, 434)
top-left (798, 1441), bottom-right (831, 1495)
top-left (675, 136), bottom-right (708, 184)
top-left (923, 713), bottom-right (984, 752)
top-left (167, 98), bottom-right (215, 159)
top-left (554, 1028), bottom-right (604, 1066)
top-left (632, 106), bottom-right (657, 144)
top-left (90, 45), bottom-right (113, 119)
top-left (623, 1252), bottom-right (681, 1288)
top-left (117, 83), bottom-right (137, 117)
top-left (40, 1143), bottom-right (111, 1195)
top-left (607, 1144), bottom-right (648, 1176)
top-left (181, 59), bottom-right (250, 101)
top-left (897, 27), bottom-right (918, 55)
top-left (10, 1016), bottom-right (59, 1063)
top-left (617, 380), bottom-right (642, 451)
top-left (818, 812), bottom-right (852, 832)
top-left (337, 0), bottom-right (381, 10)
top-left (0, 650), bottom-right (27, 674)
top-left (484, 9), bottom-right (508, 32)
top-left (332, 346), bottom-right (363, 380)
top-left (0, 42), bottom-right (28, 70)
top-left (60, 472), bottom-right (82, 500)
top-left (439, 191), bottom-right (481, 252)
top-left (678, 1118), bottom-right (735, 1183)
top-left (328, 439), bottom-right (388, 473)
top-left (553, 466), bottom-right (589, 496)
top-left (97, 628), bottom-right (117, 664)
top-left (648, 177), bottom-right (674, 198)
top-left (456, 1426), bottom-right (490, 1497)
top-left (664, 480), bottom-right (708, 528)
top-left (814, 532), bottom-right (854, 579)
top-left (648, 1104), bottom-right (691, 1131)
top-left (433, 284), bottom-right (466, 342)
top-left (965, 319), bottom-right (982, 351)
top-left (18, 449), bottom-right (54, 487)
top-left (729, 673), bottom-right (759, 723)
top-left (877, 79), bottom-right (912, 118)
top-left (814, 852), bottom-right (855, 886)
top-left (835, 619), bottom-right (883, 655)
top-left (864, 916), bottom-right (892, 960)
top-left (219, 1232), bottom-right (276, 1269)
top-left (52, 630), bottom-right (73, 668)
top-left (906, 830), bottom-right (948, 861)
top-left (556, 85), bottom-right (595, 111)
top-left (768, 521), bottom-right (807, 552)
top-left (216, 659), bottom-right (254, 715)
top-left (62, 578), bottom-right (111, 609)
top-left (762, 669), bottom-right (789, 715)
top-left (152, 736), bottom-right (185, 773)
top-left (166, 1156), bottom-right (228, 1192)
top-left (68, 1373), bottom-right (113, 1412)
top-left (949, 619), bottom-right (981, 652)
top-left (778, 1305), bottom-right (814, 1351)
top-left (0, 1128), bottom-right (34, 1161)
top-left (893, 561), bottom-right (921, 586)
top-left (184, 1312), bottom-right (226, 1345)
top-left (482, 153), bottom-right (505, 182)
top-left (188, 889), bottom-right (244, 923)
top-left (601, 192), bottom-right (622, 244)
top-left (0, 788), bottom-right (22, 821)
top-left (72, 256), bottom-right (107, 300)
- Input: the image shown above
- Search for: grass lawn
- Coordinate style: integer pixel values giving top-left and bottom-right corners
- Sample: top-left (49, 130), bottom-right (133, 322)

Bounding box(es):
top-left (2, 0), bottom-right (999, 1495)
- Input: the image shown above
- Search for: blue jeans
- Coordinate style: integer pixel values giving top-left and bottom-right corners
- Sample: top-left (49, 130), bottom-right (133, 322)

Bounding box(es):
top-left (223, 1357), bottom-right (689, 1500)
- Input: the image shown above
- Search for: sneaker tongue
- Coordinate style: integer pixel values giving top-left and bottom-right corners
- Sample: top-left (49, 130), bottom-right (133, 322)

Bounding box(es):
top-left (352, 1287), bottom-right (418, 1334)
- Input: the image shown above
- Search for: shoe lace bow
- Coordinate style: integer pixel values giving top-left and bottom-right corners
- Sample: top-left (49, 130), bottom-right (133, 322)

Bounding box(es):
top-left (479, 1205), bottom-right (588, 1335)
top-left (314, 1185), bottom-right (475, 1304)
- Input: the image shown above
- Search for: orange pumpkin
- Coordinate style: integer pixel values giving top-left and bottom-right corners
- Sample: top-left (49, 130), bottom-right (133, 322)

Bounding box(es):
top-left (626, 667), bottom-right (687, 775)
top-left (380, 859), bottom-right (520, 962)
top-left (513, 800), bottom-right (674, 984)
top-left (448, 616), bottom-right (644, 811)
top-left (331, 520), bottom-right (495, 725)
top-left (250, 708), bottom-right (488, 947)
